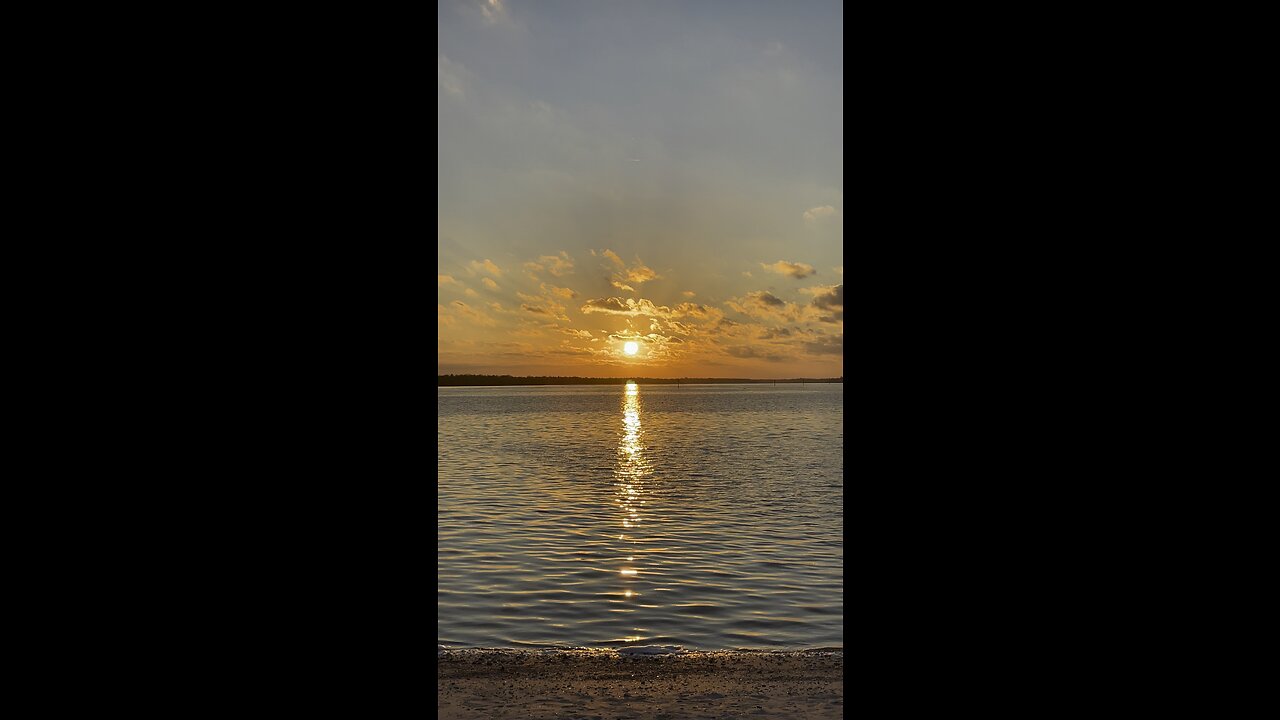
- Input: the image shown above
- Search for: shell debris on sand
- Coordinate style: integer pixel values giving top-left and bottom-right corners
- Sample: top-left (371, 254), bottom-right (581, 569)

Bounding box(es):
top-left (437, 648), bottom-right (843, 719)
top-left (616, 645), bottom-right (685, 656)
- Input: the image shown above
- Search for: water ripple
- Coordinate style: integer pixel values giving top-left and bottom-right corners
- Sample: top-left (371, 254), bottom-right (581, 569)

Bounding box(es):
top-left (439, 383), bottom-right (843, 650)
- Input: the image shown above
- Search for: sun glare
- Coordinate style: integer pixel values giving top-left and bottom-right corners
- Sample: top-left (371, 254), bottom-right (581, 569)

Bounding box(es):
top-left (623, 341), bottom-right (639, 355)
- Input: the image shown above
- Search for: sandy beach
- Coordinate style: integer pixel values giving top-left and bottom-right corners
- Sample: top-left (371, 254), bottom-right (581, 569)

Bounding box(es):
top-left (438, 648), bottom-right (843, 720)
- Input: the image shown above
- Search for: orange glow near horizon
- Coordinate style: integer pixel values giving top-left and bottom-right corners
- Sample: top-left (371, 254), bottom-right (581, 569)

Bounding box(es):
top-left (437, 252), bottom-right (843, 378)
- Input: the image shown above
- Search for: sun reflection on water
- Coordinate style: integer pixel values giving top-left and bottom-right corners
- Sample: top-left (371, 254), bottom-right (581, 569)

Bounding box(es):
top-left (615, 381), bottom-right (651, 612)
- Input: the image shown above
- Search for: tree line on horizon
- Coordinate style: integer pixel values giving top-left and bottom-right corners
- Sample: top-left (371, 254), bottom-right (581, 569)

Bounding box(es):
top-left (438, 374), bottom-right (843, 386)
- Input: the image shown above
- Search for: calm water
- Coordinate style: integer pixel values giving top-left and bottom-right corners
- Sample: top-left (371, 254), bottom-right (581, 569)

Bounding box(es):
top-left (438, 383), bottom-right (843, 650)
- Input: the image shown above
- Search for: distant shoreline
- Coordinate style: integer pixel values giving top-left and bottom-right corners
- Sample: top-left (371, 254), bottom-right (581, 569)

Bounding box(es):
top-left (439, 375), bottom-right (843, 387)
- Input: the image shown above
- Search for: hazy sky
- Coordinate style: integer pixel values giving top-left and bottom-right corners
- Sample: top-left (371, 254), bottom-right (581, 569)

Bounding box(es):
top-left (438, 0), bottom-right (843, 378)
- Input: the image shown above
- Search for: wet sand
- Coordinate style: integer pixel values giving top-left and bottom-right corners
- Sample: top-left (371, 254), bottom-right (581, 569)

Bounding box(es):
top-left (438, 648), bottom-right (843, 719)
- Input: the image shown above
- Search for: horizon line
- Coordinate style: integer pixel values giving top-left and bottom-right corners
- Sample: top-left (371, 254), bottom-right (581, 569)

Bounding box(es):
top-left (438, 374), bottom-right (842, 379)
top-left (439, 374), bottom-right (843, 386)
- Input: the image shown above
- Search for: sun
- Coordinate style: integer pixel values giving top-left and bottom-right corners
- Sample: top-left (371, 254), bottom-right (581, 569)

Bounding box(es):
top-left (624, 341), bottom-right (639, 355)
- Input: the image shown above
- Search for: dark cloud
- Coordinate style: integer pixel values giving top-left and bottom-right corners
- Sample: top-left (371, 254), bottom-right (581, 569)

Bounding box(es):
top-left (726, 291), bottom-right (800, 322)
top-left (727, 345), bottom-right (786, 362)
top-left (582, 297), bottom-right (631, 313)
top-left (671, 303), bottom-right (724, 322)
top-left (804, 334), bottom-right (843, 355)
top-left (811, 284), bottom-right (842, 309)
top-left (810, 284), bottom-right (843, 322)
top-left (754, 291), bottom-right (786, 307)
top-left (760, 260), bottom-right (817, 279)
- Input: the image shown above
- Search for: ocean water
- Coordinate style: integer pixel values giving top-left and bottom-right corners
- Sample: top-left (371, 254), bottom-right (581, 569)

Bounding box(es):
top-left (438, 383), bottom-right (843, 650)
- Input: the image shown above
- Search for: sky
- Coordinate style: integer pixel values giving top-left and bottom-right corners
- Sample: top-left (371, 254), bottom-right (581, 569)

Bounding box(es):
top-left (438, 0), bottom-right (843, 378)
